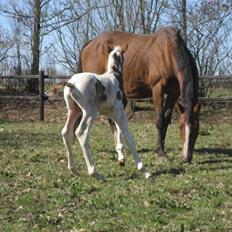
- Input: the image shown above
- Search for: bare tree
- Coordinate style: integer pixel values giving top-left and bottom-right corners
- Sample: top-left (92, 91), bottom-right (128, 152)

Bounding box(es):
top-left (181, 0), bottom-right (187, 43)
top-left (93, 0), bottom-right (168, 33)
top-left (1, 0), bottom-right (232, 85)
top-left (0, 0), bottom-right (95, 91)
top-left (187, 1), bottom-right (232, 76)
top-left (0, 27), bottom-right (14, 75)
top-left (54, 0), bottom-right (97, 73)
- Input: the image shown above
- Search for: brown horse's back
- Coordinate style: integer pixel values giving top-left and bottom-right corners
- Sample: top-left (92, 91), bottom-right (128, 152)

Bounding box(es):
top-left (81, 27), bottom-right (182, 99)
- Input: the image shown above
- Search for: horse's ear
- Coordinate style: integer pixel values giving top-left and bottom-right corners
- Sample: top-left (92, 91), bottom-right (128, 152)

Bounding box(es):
top-left (122, 44), bottom-right (128, 54)
top-left (107, 44), bottom-right (114, 53)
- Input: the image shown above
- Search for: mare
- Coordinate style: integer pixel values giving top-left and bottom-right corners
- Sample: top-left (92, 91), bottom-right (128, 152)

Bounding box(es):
top-left (80, 26), bottom-right (201, 163)
top-left (61, 46), bottom-right (150, 180)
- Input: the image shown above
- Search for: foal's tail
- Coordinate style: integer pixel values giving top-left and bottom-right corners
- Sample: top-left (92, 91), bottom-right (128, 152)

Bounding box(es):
top-left (46, 81), bottom-right (67, 97)
top-left (175, 30), bottom-right (199, 123)
top-left (46, 81), bottom-right (75, 98)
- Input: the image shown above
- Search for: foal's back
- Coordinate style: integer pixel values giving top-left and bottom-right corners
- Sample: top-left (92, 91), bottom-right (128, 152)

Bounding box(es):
top-left (63, 73), bottom-right (99, 115)
top-left (65, 72), bottom-right (121, 116)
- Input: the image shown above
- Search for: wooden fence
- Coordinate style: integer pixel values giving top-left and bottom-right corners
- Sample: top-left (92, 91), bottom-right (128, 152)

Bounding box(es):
top-left (0, 72), bottom-right (232, 121)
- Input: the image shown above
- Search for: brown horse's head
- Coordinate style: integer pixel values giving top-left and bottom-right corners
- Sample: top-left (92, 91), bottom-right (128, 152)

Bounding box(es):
top-left (179, 101), bottom-right (201, 162)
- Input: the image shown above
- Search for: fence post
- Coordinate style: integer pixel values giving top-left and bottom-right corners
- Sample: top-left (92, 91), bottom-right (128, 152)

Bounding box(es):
top-left (39, 71), bottom-right (45, 121)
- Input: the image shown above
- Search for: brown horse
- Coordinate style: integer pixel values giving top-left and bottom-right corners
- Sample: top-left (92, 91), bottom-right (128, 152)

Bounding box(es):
top-left (80, 26), bottom-right (200, 163)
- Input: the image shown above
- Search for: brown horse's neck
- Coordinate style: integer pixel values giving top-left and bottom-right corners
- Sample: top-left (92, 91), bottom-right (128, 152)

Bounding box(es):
top-left (175, 30), bottom-right (199, 123)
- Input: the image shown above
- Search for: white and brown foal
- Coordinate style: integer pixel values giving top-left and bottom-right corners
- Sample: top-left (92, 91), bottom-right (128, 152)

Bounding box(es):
top-left (62, 46), bottom-right (150, 180)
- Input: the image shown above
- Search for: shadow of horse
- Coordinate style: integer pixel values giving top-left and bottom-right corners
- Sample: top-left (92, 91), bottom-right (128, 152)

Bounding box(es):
top-left (151, 147), bottom-right (232, 178)
top-left (195, 147), bottom-right (232, 156)
top-left (193, 148), bottom-right (232, 168)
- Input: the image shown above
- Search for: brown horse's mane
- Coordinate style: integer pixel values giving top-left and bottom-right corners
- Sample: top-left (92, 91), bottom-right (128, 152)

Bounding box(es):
top-left (175, 30), bottom-right (199, 123)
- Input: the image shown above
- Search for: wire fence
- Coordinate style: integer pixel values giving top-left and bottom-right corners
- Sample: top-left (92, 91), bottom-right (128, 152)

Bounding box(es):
top-left (0, 72), bottom-right (232, 121)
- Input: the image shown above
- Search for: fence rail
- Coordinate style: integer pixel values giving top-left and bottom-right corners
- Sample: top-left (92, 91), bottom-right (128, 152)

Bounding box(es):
top-left (0, 73), bottom-right (232, 121)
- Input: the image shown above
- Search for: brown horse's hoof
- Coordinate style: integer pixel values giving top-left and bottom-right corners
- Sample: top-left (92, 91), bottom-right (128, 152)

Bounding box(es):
top-left (182, 157), bottom-right (192, 163)
top-left (118, 159), bottom-right (126, 166)
top-left (155, 147), bottom-right (167, 157)
top-left (157, 155), bottom-right (170, 162)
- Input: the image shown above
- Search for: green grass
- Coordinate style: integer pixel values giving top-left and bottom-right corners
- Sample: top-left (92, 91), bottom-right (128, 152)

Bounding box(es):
top-left (0, 120), bottom-right (232, 231)
top-left (209, 87), bottom-right (232, 97)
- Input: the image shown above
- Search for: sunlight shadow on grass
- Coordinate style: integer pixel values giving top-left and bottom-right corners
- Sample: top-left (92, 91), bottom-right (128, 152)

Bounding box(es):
top-left (152, 167), bottom-right (186, 177)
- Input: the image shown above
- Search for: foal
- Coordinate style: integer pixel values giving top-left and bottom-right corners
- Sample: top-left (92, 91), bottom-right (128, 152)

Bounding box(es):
top-left (62, 46), bottom-right (150, 180)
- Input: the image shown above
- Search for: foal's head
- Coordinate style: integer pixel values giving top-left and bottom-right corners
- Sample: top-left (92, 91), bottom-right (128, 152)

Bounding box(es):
top-left (107, 45), bottom-right (127, 75)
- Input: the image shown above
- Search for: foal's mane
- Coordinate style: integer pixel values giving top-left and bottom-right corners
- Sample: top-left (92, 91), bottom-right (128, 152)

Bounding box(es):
top-left (106, 46), bottom-right (124, 90)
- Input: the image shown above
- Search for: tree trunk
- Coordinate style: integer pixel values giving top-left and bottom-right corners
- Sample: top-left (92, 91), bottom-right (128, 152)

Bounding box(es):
top-left (181, 0), bottom-right (187, 44)
top-left (27, 0), bottom-right (41, 93)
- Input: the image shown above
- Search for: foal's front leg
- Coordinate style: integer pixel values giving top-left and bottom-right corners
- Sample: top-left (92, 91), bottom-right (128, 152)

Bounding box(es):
top-left (109, 119), bottom-right (125, 166)
top-left (111, 108), bottom-right (151, 179)
top-left (115, 123), bottom-right (126, 166)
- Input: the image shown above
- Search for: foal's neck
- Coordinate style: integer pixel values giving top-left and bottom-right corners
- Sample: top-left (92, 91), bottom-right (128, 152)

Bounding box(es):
top-left (107, 65), bottom-right (123, 88)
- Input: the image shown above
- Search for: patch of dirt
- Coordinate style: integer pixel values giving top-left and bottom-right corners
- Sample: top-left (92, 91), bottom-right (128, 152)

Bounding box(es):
top-left (0, 99), bottom-right (231, 124)
top-left (0, 100), bottom-right (67, 122)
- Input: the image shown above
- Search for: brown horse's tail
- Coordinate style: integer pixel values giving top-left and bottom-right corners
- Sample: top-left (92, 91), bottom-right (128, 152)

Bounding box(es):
top-left (175, 30), bottom-right (199, 124)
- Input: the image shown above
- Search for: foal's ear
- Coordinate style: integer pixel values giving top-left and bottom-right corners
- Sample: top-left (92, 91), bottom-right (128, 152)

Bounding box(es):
top-left (122, 44), bottom-right (128, 54)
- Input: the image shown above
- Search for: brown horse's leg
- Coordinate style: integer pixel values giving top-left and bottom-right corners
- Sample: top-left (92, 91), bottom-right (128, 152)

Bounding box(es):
top-left (177, 103), bottom-right (185, 145)
top-left (161, 89), bottom-right (179, 147)
top-left (177, 103), bottom-right (192, 162)
top-left (152, 83), bottom-right (166, 157)
top-left (177, 102), bottom-right (200, 162)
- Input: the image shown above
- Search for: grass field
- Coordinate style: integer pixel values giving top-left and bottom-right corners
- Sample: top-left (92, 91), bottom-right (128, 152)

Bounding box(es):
top-left (1, 119), bottom-right (232, 231)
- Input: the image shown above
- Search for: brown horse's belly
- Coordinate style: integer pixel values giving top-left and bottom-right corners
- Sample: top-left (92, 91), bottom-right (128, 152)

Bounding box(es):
top-left (124, 82), bottom-right (152, 99)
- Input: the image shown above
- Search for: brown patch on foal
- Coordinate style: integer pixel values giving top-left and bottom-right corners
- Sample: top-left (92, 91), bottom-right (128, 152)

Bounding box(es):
top-left (95, 80), bottom-right (107, 102)
top-left (116, 91), bottom-right (121, 101)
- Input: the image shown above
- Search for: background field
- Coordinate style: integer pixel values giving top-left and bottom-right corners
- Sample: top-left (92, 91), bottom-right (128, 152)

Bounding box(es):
top-left (1, 114), bottom-right (232, 231)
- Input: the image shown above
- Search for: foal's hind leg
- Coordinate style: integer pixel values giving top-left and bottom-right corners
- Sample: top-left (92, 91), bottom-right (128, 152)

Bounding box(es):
top-left (62, 105), bottom-right (81, 175)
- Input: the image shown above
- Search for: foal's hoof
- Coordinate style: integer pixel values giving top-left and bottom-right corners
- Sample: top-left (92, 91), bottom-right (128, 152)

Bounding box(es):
top-left (137, 162), bottom-right (151, 179)
top-left (144, 171), bottom-right (151, 179)
top-left (118, 159), bottom-right (126, 166)
top-left (91, 172), bottom-right (106, 181)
